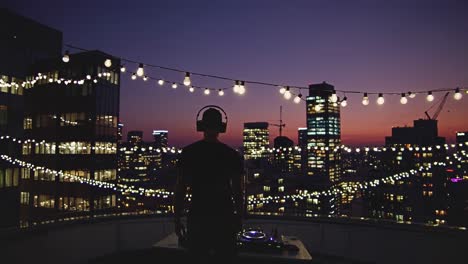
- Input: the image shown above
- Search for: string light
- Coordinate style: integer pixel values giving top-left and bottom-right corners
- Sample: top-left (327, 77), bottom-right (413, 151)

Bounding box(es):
top-left (330, 91), bottom-right (338, 103)
top-left (218, 89), bottom-right (224, 96)
top-left (238, 81), bottom-right (246, 95)
top-left (294, 94), bottom-right (302, 104)
top-left (400, 93), bottom-right (408, 104)
top-left (183, 72), bottom-right (191, 86)
top-left (136, 63), bottom-right (144, 77)
top-left (279, 86), bottom-right (286, 94)
top-left (172, 83), bottom-right (177, 89)
top-left (104, 59), bottom-right (112, 68)
top-left (131, 73), bottom-right (137, 80)
top-left (284, 86), bottom-right (291, 100)
top-left (377, 93), bottom-right (385, 105)
top-left (408, 91), bottom-right (416, 98)
top-left (143, 76), bottom-right (148, 81)
top-left (362, 93), bottom-right (369, 106)
top-left (233, 80), bottom-right (240, 94)
top-left (62, 50), bottom-right (70, 63)
top-left (189, 86), bottom-right (195, 92)
top-left (204, 88), bottom-right (210, 95)
top-left (340, 96), bottom-right (347, 107)
top-left (426, 91), bottom-right (434, 102)
top-left (120, 65), bottom-right (126, 73)
top-left (454, 88), bottom-right (462, 100)
top-left (158, 79), bottom-right (164, 86)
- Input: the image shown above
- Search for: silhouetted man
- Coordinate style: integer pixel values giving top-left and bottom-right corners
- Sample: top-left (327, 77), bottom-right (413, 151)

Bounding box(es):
top-left (174, 105), bottom-right (244, 264)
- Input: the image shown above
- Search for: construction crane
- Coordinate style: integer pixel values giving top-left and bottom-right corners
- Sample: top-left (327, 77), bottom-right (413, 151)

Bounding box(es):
top-left (424, 92), bottom-right (449, 120)
top-left (269, 106), bottom-right (286, 136)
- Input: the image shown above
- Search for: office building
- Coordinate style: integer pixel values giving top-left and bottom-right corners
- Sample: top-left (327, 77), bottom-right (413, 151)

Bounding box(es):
top-left (305, 82), bottom-right (341, 215)
top-left (21, 50), bottom-right (120, 226)
top-left (152, 130), bottom-right (168, 149)
top-left (127, 130), bottom-right (143, 145)
top-left (243, 122), bottom-right (270, 160)
top-left (0, 9), bottom-right (62, 228)
top-left (365, 119), bottom-right (448, 224)
top-left (298, 127), bottom-right (308, 174)
top-left (272, 136), bottom-right (295, 173)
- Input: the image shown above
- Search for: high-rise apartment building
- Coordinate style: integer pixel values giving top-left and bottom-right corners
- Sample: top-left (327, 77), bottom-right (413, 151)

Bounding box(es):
top-left (243, 122), bottom-right (269, 160)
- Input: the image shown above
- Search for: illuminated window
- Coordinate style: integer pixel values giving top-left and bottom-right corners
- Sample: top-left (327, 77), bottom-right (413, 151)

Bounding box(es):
top-left (95, 142), bottom-right (117, 154)
top-left (35, 142), bottom-right (56, 154)
top-left (60, 112), bottom-right (87, 126)
top-left (59, 142), bottom-right (91, 154)
top-left (95, 169), bottom-right (116, 181)
top-left (20, 192), bottom-right (29, 205)
top-left (24, 117), bottom-right (32, 129)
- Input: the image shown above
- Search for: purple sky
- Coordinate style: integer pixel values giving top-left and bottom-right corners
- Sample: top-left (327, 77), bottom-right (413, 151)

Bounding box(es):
top-left (5, 0), bottom-right (468, 147)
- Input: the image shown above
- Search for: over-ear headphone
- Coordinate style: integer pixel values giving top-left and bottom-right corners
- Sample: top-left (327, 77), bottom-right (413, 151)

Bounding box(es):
top-left (196, 105), bottom-right (228, 133)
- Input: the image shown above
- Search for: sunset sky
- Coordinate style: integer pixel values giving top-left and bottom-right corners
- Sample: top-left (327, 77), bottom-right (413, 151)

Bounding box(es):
top-left (5, 0), bottom-right (468, 147)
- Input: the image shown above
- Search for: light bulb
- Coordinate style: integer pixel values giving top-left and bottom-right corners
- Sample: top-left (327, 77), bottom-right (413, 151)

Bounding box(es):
top-left (158, 79), bottom-right (164, 85)
top-left (86, 75), bottom-right (91, 80)
top-left (279, 86), bottom-right (286, 94)
top-left (233, 80), bottom-right (240, 93)
top-left (400, 93), bottom-right (407, 104)
top-left (183, 72), bottom-right (191, 86)
top-left (284, 87), bottom-right (291, 100)
top-left (120, 65), bottom-right (126, 73)
top-left (377, 93), bottom-right (385, 105)
top-left (426, 91), bottom-right (434, 102)
top-left (104, 59), bottom-right (112, 68)
top-left (218, 89), bottom-right (224, 96)
top-left (62, 50), bottom-right (70, 63)
top-left (330, 91), bottom-right (338, 103)
top-left (340, 97), bottom-right (347, 107)
top-left (131, 73), bottom-right (137, 80)
top-left (454, 88), bottom-right (462, 100)
top-left (362, 93), bottom-right (369, 105)
top-left (143, 76), bottom-right (148, 81)
top-left (136, 63), bottom-right (144, 77)
top-left (172, 83), bottom-right (178, 89)
top-left (294, 94), bottom-right (302, 104)
top-left (189, 86), bottom-right (195, 92)
top-left (204, 88), bottom-right (210, 95)
top-left (408, 91), bottom-right (416, 98)
top-left (314, 104), bottom-right (322, 112)
top-left (238, 81), bottom-right (246, 95)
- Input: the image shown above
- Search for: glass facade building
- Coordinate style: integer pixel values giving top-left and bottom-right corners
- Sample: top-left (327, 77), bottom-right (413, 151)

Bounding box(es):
top-left (21, 50), bottom-right (120, 226)
top-left (243, 122), bottom-right (270, 160)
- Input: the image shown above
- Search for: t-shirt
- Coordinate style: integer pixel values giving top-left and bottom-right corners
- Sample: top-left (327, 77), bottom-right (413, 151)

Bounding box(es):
top-left (178, 140), bottom-right (243, 217)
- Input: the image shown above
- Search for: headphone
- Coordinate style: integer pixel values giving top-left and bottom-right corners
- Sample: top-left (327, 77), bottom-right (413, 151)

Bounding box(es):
top-left (196, 105), bottom-right (228, 133)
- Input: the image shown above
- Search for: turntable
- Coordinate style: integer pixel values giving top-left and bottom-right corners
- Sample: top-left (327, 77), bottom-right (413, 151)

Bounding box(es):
top-left (237, 228), bottom-right (299, 253)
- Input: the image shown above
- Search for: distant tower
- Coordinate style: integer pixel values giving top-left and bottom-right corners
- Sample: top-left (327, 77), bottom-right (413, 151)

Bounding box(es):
top-left (127, 130), bottom-right (143, 145)
top-left (117, 123), bottom-right (124, 142)
top-left (306, 82), bottom-right (341, 183)
top-left (243, 122), bottom-right (269, 160)
top-left (152, 130), bottom-right (168, 148)
top-left (298, 128), bottom-right (308, 173)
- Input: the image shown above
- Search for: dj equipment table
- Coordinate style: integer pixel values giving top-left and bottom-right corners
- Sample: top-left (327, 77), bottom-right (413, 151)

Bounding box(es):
top-left (153, 233), bottom-right (312, 263)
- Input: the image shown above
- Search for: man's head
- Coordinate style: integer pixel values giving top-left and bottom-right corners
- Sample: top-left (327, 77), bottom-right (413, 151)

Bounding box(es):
top-left (200, 108), bottom-right (223, 137)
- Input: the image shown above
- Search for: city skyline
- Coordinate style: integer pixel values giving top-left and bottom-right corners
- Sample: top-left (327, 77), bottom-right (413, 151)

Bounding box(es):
top-left (3, 0), bottom-right (468, 147)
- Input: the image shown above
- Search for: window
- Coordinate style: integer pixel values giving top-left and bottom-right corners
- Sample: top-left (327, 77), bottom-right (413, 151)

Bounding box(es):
top-left (95, 170), bottom-right (116, 181)
top-left (35, 142), bottom-right (56, 154)
top-left (59, 142), bottom-right (91, 154)
top-left (59, 112), bottom-right (87, 126)
top-left (0, 105), bottom-right (7, 133)
top-left (95, 142), bottom-right (117, 154)
top-left (96, 115), bottom-right (117, 127)
top-left (21, 168), bottom-right (30, 179)
top-left (22, 142), bottom-right (33, 155)
top-left (34, 170), bottom-right (55, 181)
top-left (24, 117), bottom-right (32, 129)
top-left (60, 170), bottom-right (90, 182)
top-left (5, 168), bottom-right (12, 187)
top-left (20, 192), bottom-right (29, 205)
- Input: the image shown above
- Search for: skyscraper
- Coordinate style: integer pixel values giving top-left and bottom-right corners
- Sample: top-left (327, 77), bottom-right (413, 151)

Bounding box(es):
top-left (0, 9), bottom-right (62, 228)
top-left (243, 122), bottom-right (269, 160)
top-left (21, 50), bottom-right (120, 226)
top-left (152, 130), bottom-right (168, 149)
top-left (273, 136), bottom-right (294, 172)
top-left (298, 127), bottom-right (308, 174)
top-left (306, 82), bottom-right (341, 183)
top-left (127, 130), bottom-right (143, 145)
